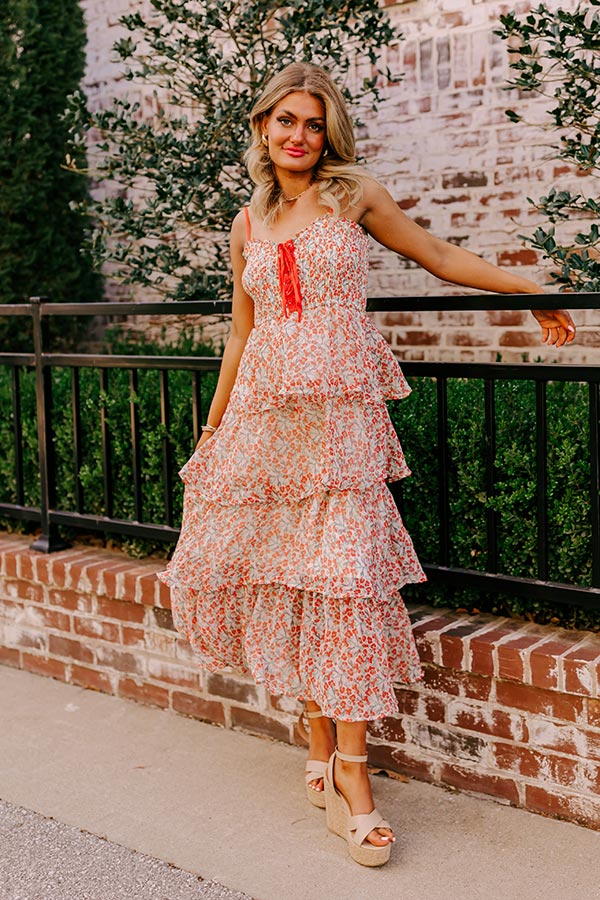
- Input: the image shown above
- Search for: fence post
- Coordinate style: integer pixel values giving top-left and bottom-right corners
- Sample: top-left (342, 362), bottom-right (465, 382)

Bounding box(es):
top-left (591, 381), bottom-right (600, 588)
top-left (29, 296), bottom-right (67, 553)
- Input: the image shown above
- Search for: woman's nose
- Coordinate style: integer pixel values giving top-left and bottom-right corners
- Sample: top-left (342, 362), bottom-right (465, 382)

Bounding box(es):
top-left (291, 122), bottom-right (304, 142)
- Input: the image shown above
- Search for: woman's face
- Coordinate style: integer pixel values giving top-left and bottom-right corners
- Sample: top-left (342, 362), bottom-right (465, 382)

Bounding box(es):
top-left (262, 91), bottom-right (326, 177)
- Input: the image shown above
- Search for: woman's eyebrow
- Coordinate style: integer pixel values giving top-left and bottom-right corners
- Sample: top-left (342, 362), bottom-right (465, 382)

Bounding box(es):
top-left (278, 109), bottom-right (325, 122)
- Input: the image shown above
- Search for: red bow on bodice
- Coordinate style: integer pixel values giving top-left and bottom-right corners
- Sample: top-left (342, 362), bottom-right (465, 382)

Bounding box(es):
top-left (277, 240), bottom-right (303, 321)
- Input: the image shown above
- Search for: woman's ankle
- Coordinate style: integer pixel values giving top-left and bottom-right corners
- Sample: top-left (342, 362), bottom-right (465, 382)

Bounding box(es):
top-left (335, 756), bottom-right (368, 777)
top-left (308, 717), bottom-right (335, 751)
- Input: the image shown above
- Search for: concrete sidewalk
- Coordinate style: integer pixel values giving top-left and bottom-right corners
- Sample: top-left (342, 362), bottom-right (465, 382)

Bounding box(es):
top-left (0, 667), bottom-right (598, 900)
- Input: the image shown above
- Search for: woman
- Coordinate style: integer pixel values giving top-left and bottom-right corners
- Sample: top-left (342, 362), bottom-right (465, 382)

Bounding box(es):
top-left (159, 63), bottom-right (575, 867)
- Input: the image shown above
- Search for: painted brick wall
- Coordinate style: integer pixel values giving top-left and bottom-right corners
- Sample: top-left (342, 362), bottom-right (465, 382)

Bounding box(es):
top-left (79, 0), bottom-right (598, 360)
top-left (361, 0), bottom-right (597, 363)
top-left (2, 531), bottom-right (600, 830)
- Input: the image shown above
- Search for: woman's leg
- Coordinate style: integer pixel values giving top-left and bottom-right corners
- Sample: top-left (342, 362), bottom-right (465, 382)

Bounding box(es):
top-left (334, 720), bottom-right (394, 847)
top-left (304, 699), bottom-right (336, 794)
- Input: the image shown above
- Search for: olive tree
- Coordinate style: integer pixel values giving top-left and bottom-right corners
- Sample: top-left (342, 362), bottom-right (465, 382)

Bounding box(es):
top-left (65, 0), bottom-right (401, 301)
top-left (497, 2), bottom-right (600, 291)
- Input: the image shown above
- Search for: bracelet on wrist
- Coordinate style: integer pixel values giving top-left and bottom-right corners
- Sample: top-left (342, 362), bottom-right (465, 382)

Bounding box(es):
top-left (201, 424), bottom-right (218, 434)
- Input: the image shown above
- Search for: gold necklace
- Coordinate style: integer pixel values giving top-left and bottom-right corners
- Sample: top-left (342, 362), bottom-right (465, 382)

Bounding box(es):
top-left (281, 183), bottom-right (313, 203)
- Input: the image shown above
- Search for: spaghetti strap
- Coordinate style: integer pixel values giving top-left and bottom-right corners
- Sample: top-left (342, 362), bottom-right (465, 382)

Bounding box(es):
top-left (244, 207), bottom-right (252, 242)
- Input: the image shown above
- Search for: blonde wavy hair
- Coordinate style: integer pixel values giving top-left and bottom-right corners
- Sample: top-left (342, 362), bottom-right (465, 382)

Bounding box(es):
top-left (245, 63), bottom-right (366, 226)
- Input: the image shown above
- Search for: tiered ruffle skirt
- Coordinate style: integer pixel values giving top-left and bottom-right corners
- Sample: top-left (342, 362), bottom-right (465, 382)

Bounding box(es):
top-left (158, 309), bottom-right (426, 720)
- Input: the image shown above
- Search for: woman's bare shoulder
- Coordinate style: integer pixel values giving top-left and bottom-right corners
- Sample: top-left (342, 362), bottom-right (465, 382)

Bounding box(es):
top-left (343, 175), bottom-right (390, 224)
top-left (231, 208), bottom-right (248, 234)
top-left (358, 175), bottom-right (391, 209)
top-left (230, 208), bottom-right (249, 252)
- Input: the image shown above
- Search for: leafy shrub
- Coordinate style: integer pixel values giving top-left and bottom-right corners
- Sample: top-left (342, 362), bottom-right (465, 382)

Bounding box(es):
top-left (0, 0), bottom-right (100, 350)
top-left (388, 375), bottom-right (597, 631)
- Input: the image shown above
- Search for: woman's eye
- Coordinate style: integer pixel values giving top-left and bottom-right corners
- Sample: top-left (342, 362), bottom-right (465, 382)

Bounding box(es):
top-left (278, 117), bottom-right (292, 126)
top-left (308, 123), bottom-right (324, 132)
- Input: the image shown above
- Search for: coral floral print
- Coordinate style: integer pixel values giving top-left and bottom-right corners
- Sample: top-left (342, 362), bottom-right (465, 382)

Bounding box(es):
top-left (158, 213), bottom-right (426, 721)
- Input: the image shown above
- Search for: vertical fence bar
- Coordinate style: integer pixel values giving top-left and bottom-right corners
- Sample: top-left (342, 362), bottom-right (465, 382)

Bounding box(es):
top-left (29, 297), bottom-right (66, 552)
top-left (99, 368), bottom-right (113, 519)
top-left (388, 478), bottom-right (404, 519)
top-left (591, 381), bottom-right (600, 588)
top-left (160, 369), bottom-right (173, 528)
top-left (129, 368), bottom-right (143, 522)
top-left (484, 378), bottom-right (498, 573)
top-left (437, 376), bottom-right (451, 566)
top-left (71, 367), bottom-right (84, 513)
top-left (11, 366), bottom-right (24, 507)
top-left (536, 380), bottom-right (549, 581)
top-left (191, 370), bottom-right (203, 447)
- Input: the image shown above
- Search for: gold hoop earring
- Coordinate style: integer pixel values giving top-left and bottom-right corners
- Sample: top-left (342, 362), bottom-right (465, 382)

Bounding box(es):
top-left (261, 134), bottom-right (268, 146)
top-left (322, 148), bottom-right (329, 157)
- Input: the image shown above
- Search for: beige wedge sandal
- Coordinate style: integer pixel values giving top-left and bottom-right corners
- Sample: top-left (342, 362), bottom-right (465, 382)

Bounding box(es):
top-left (299, 709), bottom-right (328, 809)
top-left (324, 748), bottom-right (393, 867)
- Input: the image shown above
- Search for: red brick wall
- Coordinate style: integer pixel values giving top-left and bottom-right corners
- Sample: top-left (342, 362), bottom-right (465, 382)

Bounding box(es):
top-left (1, 531), bottom-right (599, 829)
top-left (370, 608), bottom-right (600, 828)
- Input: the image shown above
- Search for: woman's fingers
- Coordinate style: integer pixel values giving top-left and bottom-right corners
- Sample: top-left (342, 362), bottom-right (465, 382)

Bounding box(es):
top-left (532, 308), bottom-right (576, 346)
top-left (553, 309), bottom-right (576, 345)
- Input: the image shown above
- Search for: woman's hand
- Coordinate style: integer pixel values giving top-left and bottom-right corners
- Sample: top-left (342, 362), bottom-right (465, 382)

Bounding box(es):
top-left (531, 308), bottom-right (576, 347)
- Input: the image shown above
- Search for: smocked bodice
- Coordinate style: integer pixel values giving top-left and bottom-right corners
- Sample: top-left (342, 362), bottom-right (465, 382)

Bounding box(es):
top-left (226, 210), bottom-right (411, 414)
top-left (242, 215), bottom-right (370, 325)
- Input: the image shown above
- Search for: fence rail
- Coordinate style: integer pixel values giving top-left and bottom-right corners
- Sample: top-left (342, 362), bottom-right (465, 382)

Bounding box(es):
top-left (1, 294), bottom-right (599, 610)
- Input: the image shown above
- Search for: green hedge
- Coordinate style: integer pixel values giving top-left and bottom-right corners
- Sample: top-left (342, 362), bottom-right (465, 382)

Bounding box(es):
top-left (0, 326), bottom-right (219, 555)
top-left (0, 343), bottom-right (596, 629)
top-left (388, 376), bottom-right (596, 630)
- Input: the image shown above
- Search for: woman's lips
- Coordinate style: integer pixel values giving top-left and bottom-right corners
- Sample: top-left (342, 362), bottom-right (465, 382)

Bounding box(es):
top-left (284, 147), bottom-right (307, 157)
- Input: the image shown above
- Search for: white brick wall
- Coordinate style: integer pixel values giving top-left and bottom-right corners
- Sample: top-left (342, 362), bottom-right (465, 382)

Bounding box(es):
top-left (80, 0), bottom-right (598, 361)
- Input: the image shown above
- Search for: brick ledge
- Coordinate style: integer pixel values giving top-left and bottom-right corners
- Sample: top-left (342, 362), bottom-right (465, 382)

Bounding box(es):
top-left (2, 531), bottom-right (600, 830)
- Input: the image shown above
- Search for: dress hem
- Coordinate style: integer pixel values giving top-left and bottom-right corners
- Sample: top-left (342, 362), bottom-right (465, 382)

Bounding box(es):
top-left (176, 654), bottom-right (425, 722)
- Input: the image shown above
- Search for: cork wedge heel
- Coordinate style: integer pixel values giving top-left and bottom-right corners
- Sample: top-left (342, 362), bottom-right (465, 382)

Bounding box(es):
top-left (324, 748), bottom-right (392, 867)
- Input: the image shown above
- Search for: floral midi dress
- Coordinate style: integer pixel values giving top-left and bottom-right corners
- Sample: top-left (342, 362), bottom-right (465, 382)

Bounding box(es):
top-left (158, 211), bottom-right (426, 721)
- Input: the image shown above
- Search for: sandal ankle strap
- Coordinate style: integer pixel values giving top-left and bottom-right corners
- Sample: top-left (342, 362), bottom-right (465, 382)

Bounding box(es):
top-left (335, 747), bottom-right (368, 764)
top-left (304, 710), bottom-right (324, 720)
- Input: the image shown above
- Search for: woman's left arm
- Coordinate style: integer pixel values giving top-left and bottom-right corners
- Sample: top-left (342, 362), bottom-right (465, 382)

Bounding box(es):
top-left (359, 180), bottom-right (576, 347)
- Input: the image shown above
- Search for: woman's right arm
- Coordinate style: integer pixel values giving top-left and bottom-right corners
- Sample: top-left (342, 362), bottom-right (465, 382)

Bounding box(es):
top-left (195, 210), bottom-right (254, 449)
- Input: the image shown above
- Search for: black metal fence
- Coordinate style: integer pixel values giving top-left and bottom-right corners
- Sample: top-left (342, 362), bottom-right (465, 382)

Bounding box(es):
top-left (1, 293), bottom-right (599, 610)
